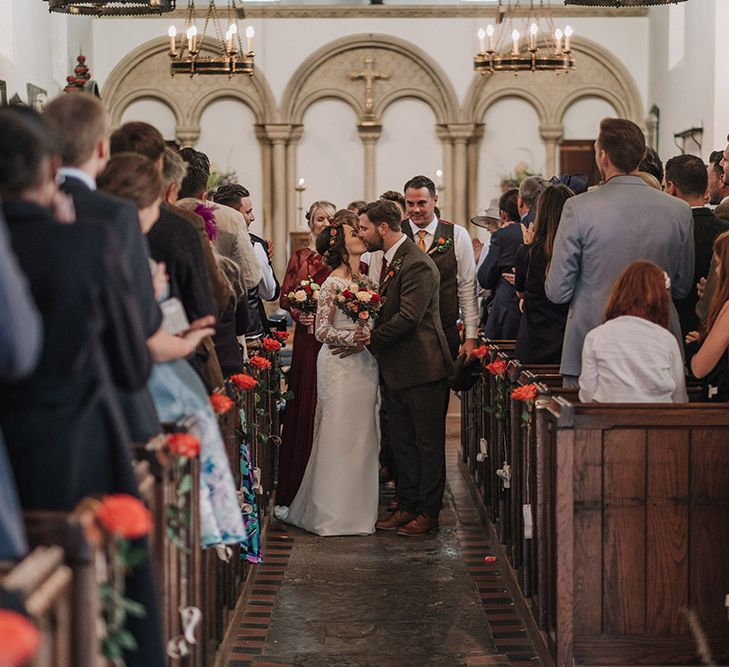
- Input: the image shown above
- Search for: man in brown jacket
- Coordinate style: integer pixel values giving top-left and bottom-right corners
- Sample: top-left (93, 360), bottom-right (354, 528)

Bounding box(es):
top-left (358, 200), bottom-right (453, 536)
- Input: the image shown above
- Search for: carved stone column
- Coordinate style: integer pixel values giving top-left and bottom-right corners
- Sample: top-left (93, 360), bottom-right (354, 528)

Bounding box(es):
top-left (436, 126), bottom-right (454, 221)
top-left (539, 123), bottom-right (564, 178)
top-left (286, 125), bottom-right (304, 235)
top-left (255, 125), bottom-right (272, 242)
top-left (357, 122), bottom-right (382, 202)
top-left (444, 123), bottom-right (478, 226)
top-left (176, 125), bottom-right (200, 148)
top-left (467, 124), bottom-right (485, 230)
top-left (264, 124), bottom-right (294, 277)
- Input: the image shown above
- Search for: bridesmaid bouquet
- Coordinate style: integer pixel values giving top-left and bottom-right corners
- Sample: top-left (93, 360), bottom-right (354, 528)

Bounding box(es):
top-left (286, 277), bottom-right (321, 333)
top-left (335, 281), bottom-right (384, 335)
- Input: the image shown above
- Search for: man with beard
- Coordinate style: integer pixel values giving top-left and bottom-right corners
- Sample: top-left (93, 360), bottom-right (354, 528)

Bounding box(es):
top-left (545, 118), bottom-right (694, 386)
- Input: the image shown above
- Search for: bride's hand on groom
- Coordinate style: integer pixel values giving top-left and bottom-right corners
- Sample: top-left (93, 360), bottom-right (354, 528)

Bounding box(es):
top-left (353, 328), bottom-right (371, 346)
top-left (330, 344), bottom-right (366, 358)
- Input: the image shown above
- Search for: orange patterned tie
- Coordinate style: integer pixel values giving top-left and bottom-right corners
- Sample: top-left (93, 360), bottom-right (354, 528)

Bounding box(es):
top-left (417, 230), bottom-right (428, 252)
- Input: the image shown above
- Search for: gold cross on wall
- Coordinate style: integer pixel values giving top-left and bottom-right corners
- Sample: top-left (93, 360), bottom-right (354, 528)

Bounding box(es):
top-left (349, 56), bottom-right (390, 119)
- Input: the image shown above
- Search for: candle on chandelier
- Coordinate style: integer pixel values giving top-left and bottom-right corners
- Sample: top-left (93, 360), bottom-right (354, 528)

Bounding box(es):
top-left (554, 28), bottom-right (563, 54)
top-left (168, 26), bottom-right (177, 54)
top-left (297, 177), bottom-right (306, 189)
top-left (529, 23), bottom-right (538, 50)
top-left (246, 26), bottom-right (255, 54)
top-left (511, 29), bottom-right (520, 56)
top-left (486, 24), bottom-right (494, 52)
top-left (227, 24), bottom-right (237, 52)
top-left (186, 25), bottom-right (197, 54)
top-left (477, 29), bottom-right (485, 55)
top-left (564, 25), bottom-right (573, 52)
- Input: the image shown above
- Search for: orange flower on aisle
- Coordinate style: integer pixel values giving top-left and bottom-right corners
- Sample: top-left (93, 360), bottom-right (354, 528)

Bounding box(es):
top-left (250, 355), bottom-right (272, 371)
top-left (485, 360), bottom-right (507, 377)
top-left (166, 433), bottom-right (201, 458)
top-left (262, 337), bottom-right (282, 352)
top-left (0, 610), bottom-right (41, 666)
top-left (512, 384), bottom-right (538, 402)
top-left (274, 330), bottom-right (290, 341)
top-left (209, 393), bottom-right (234, 414)
top-left (96, 494), bottom-right (152, 540)
top-left (230, 373), bottom-right (258, 390)
top-left (472, 345), bottom-right (490, 359)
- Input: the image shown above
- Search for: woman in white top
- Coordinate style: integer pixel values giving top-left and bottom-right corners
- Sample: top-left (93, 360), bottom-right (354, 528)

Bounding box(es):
top-left (579, 261), bottom-right (688, 403)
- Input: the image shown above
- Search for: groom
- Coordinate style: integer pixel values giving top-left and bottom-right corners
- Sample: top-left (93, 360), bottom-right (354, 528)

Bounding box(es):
top-left (357, 200), bottom-right (454, 536)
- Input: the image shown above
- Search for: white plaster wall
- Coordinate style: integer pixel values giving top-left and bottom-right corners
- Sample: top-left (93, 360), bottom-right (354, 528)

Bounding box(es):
top-left (562, 97), bottom-right (618, 140)
top-left (476, 97), bottom-right (545, 214)
top-left (712, 1), bottom-right (729, 154)
top-left (120, 98), bottom-right (178, 139)
top-left (376, 98), bottom-right (440, 200)
top-left (296, 98), bottom-right (363, 217)
top-left (197, 98), bottom-right (264, 237)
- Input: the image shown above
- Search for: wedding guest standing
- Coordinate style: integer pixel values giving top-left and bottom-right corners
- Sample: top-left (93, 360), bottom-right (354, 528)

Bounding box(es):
top-left (514, 184), bottom-right (573, 363)
top-left (277, 200), bottom-right (336, 506)
top-left (579, 261), bottom-right (687, 403)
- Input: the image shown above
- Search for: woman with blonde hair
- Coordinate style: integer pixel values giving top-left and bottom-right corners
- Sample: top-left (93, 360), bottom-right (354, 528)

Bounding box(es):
top-left (579, 260), bottom-right (687, 403)
top-left (277, 200), bottom-right (336, 505)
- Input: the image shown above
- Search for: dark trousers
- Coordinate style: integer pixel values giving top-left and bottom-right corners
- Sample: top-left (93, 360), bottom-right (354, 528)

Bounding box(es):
top-left (383, 378), bottom-right (449, 518)
top-left (378, 399), bottom-right (396, 481)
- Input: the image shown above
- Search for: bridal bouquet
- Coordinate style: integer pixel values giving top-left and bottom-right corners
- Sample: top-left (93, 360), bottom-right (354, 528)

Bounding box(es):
top-left (286, 277), bottom-right (320, 333)
top-left (335, 282), bottom-right (384, 333)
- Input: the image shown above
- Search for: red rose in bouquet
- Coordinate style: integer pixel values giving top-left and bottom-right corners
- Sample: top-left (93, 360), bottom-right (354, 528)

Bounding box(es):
top-left (274, 331), bottom-right (290, 342)
top-left (96, 494), bottom-right (153, 540)
top-left (0, 610), bottom-right (41, 666)
top-left (230, 373), bottom-right (258, 390)
top-left (262, 337), bottom-right (282, 352)
top-left (334, 281), bottom-right (384, 329)
top-left (167, 433), bottom-right (202, 458)
top-left (250, 355), bottom-right (272, 371)
top-left (471, 345), bottom-right (490, 359)
top-left (209, 393), bottom-right (234, 414)
top-left (512, 384), bottom-right (538, 402)
top-left (485, 360), bottom-right (507, 377)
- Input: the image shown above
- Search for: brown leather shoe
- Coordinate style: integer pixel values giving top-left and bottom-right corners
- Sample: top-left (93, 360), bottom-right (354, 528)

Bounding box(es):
top-left (376, 510), bottom-right (415, 531)
top-left (397, 513), bottom-right (439, 536)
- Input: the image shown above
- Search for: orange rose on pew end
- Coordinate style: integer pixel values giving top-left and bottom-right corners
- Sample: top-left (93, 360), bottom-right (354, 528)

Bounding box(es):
top-left (274, 331), bottom-right (290, 342)
top-left (263, 337), bottom-right (282, 352)
top-left (167, 433), bottom-right (201, 458)
top-left (512, 384), bottom-right (538, 402)
top-left (96, 494), bottom-right (152, 540)
top-left (0, 610), bottom-right (41, 666)
top-left (485, 360), bottom-right (507, 377)
top-left (471, 345), bottom-right (490, 359)
top-left (209, 393), bottom-right (234, 414)
top-left (250, 355), bottom-right (272, 371)
top-left (230, 373), bottom-right (258, 390)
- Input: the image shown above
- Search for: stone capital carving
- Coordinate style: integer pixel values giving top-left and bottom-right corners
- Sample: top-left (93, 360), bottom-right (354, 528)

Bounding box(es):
top-left (539, 123), bottom-right (564, 143)
top-left (263, 124), bottom-right (296, 145)
top-left (288, 124), bottom-right (305, 145)
top-left (176, 125), bottom-right (201, 147)
top-left (357, 121), bottom-right (383, 144)
top-left (442, 123), bottom-right (478, 143)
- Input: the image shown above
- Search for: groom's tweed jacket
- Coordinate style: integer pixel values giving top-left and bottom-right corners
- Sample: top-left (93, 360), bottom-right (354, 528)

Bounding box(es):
top-left (369, 237), bottom-right (454, 390)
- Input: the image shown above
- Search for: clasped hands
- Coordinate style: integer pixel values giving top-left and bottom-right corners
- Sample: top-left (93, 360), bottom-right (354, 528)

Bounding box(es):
top-left (330, 327), bottom-right (370, 358)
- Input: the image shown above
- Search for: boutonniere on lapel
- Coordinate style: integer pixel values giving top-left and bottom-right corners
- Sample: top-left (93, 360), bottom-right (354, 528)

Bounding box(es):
top-left (381, 258), bottom-right (403, 289)
top-left (427, 236), bottom-right (453, 255)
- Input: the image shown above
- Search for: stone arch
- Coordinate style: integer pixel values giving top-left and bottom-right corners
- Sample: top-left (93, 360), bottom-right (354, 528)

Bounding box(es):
top-left (279, 34), bottom-right (461, 126)
top-left (463, 35), bottom-right (644, 127)
top-left (102, 36), bottom-right (277, 130)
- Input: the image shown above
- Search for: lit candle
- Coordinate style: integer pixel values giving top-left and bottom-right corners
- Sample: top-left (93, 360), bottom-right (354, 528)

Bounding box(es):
top-left (436, 169), bottom-right (443, 187)
top-left (486, 24), bottom-right (494, 52)
top-left (529, 22), bottom-right (538, 50)
top-left (477, 28), bottom-right (485, 54)
top-left (225, 29), bottom-right (232, 53)
top-left (554, 28), bottom-right (563, 53)
top-left (168, 26), bottom-right (177, 54)
top-left (511, 29), bottom-right (520, 56)
top-left (564, 25), bottom-right (573, 52)
top-left (246, 26), bottom-right (254, 53)
top-left (187, 25), bottom-right (197, 53)
top-left (298, 177), bottom-right (305, 188)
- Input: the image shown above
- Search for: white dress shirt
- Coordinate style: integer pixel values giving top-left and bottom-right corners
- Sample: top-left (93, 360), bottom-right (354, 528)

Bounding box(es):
top-left (254, 242), bottom-right (277, 300)
top-left (406, 216), bottom-right (479, 340)
top-left (579, 316), bottom-right (688, 403)
top-left (58, 167), bottom-right (96, 191)
top-left (384, 233), bottom-right (408, 264)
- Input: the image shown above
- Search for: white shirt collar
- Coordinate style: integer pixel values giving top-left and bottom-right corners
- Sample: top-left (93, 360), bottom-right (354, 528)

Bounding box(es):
top-left (384, 233), bottom-right (408, 264)
top-left (58, 167), bottom-right (96, 191)
top-left (408, 215), bottom-right (439, 238)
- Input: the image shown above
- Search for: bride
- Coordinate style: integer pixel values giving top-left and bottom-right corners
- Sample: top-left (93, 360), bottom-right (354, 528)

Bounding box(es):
top-left (275, 209), bottom-right (380, 536)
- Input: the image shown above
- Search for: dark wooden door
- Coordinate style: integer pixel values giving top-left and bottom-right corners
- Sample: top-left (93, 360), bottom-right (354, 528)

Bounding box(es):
top-left (559, 140), bottom-right (601, 186)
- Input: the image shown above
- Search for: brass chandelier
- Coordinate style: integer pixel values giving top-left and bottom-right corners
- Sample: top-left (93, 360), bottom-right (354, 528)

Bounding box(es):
top-left (45, 0), bottom-right (175, 15)
top-left (474, 1), bottom-right (575, 75)
top-left (564, 0), bottom-right (686, 5)
top-left (167, 0), bottom-right (254, 77)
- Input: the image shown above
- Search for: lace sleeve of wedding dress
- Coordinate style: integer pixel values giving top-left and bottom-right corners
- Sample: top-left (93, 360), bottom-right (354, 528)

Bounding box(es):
top-left (315, 280), bottom-right (358, 347)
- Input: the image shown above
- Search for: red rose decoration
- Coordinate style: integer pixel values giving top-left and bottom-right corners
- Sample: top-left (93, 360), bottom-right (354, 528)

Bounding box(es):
top-left (437, 237), bottom-right (446, 245)
top-left (342, 290), bottom-right (353, 298)
top-left (209, 393), bottom-right (234, 414)
top-left (96, 494), bottom-right (152, 539)
top-left (230, 373), bottom-right (258, 390)
top-left (370, 294), bottom-right (381, 303)
top-left (263, 337), bottom-right (282, 352)
top-left (512, 384), bottom-right (538, 402)
top-left (304, 284), bottom-right (312, 293)
top-left (484, 556), bottom-right (497, 564)
top-left (167, 433), bottom-right (201, 458)
top-left (250, 355), bottom-right (272, 370)
top-left (485, 360), bottom-right (507, 377)
top-left (274, 331), bottom-right (290, 341)
top-left (471, 345), bottom-right (490, 359)
top-left (0, 610), bottom-right (41, 666)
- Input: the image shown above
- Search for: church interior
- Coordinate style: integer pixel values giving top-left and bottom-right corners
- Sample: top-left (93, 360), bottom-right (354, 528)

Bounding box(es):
top-left (0, 0), bottom-right (728, 666)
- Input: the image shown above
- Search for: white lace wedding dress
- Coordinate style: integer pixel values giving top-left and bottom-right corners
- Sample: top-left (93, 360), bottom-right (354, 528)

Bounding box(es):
top-left (275, 275), bottom-right (380, 536)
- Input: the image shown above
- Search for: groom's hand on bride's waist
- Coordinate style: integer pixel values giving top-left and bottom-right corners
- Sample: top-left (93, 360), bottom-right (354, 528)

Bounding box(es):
top-left (330, 344), bottom-right (366, 358)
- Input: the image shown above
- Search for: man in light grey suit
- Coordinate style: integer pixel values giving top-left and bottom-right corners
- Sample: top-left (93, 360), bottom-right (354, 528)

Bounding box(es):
top-left (545, 118), bottom-right (694, 385)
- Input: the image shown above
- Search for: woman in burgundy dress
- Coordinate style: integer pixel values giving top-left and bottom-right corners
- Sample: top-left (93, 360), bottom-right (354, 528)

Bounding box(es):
top-left (277, 201), bottom-right (336, 505)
